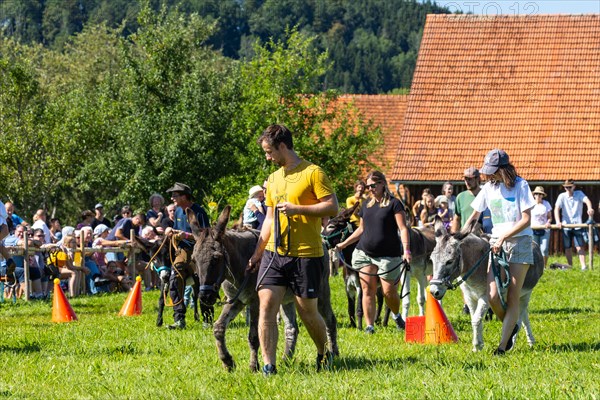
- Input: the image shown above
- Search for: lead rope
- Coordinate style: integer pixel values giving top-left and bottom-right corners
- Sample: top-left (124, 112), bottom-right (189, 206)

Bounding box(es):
top-left (490, 249), bottom-right (511, 310)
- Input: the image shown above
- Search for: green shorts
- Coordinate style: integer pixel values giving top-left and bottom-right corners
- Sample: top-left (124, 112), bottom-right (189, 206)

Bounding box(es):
top-left (351, 248), bottom-right (403, 282)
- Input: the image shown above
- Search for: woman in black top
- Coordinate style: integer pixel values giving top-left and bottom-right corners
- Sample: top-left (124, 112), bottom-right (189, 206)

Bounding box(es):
top-left (336, 171), bottom-right (412, 334)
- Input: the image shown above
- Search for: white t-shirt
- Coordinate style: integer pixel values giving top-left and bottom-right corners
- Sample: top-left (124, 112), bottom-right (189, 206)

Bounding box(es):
top-left (471, 177), bottom-right (535, 238)
top-left (32, 220), bottom-right (52, 244)
top-left (531, 200), bottom-right (552, 226)
top-left (555, 190), bottom-right (587, 224)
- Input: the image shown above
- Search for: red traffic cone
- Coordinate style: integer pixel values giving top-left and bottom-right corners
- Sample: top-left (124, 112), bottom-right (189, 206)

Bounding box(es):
top-left (405, 316), bottom-right (426, 343)
top-left (119, 276), bottom-right (142, 316)
top-left (425, 289), bottom-right (458, 344)
top-left (52, 278), bottom-right (78, 323)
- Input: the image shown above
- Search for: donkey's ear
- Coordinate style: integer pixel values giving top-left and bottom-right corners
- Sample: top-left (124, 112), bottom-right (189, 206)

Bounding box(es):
top-left (186, 208), bottom-right (203, 238)
top-left (434, 216), bottom-right (448, 238)
top-left (214, 205), bottom-right (231, 239)
top-left (457, 217), bottom-right (479, 237)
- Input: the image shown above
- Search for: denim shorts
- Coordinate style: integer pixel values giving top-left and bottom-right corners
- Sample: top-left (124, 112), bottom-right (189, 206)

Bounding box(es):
top-left (351, 248), bottom-right (403, 282)
top-left (532, 230), bottom-right (550, 256)
top-left (490, 235), bottom-right (533, 265)
top-left (562, 228), bottom-right (585, 249)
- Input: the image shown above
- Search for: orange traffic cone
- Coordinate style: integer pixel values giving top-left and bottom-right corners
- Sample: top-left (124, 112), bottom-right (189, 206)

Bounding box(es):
top-left (52, 278), bottom-right (78, 323)
top-left (425, 288), bottom-right (458, 344)
top-left (405, 316), bottom-right (426, 343)
top-left (119, 276), bottom-right (142, 316)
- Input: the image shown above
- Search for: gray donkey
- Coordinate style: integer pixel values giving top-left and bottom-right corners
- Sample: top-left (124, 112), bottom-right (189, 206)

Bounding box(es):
top-left (186, 205), bottom-right (338, 372)
top-left (429, 217), bottom-right (544, 352)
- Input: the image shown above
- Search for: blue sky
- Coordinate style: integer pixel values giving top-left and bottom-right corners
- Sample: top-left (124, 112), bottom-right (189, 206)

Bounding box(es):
top-left (432, 1), bottom-right (600, 15)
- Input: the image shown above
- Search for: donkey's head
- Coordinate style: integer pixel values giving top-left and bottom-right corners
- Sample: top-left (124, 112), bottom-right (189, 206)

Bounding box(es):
top-left (321, 202), bottom-right (360, 249)
top-left (429, 217), bottom-right (476, 300)
top-left (187, 205), bottom-right (231, 306)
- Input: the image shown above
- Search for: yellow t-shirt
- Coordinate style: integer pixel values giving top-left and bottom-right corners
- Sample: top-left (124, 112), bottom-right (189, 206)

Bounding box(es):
top-left (265, 160), bottom-right (334, 257)
top-left (346, 195), bottom-right (363, 224)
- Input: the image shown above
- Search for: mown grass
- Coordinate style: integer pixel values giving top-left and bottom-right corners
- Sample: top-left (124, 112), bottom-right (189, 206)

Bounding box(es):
top-left (1, 255), bottom-right (598, 399)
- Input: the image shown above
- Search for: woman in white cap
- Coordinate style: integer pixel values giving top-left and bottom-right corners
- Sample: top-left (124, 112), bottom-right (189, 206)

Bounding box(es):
top-left (530, 186), bottom-right (552, 267)
top-left (243, 185), bottom-right (265, 229)
top-left (467, 149), bottom-right (535, 355)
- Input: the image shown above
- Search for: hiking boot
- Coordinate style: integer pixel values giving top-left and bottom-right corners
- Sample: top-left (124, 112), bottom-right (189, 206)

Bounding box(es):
top-left (394, 314), bottom-right (405, 331)
top-left (462, 304), bottom-right (470, 315)
top-left (364, 325), bottom-right (375, 334)
top-left (493, 348), bottom-right (505, 356)
top-left (262, 364), bottom-right (277, 376)
top-left (505, 324), bottom-right (520, 352)
top-left (167, 320), bottom-right (186, 330)
top-left (316, 351), bottom-right (334, 372)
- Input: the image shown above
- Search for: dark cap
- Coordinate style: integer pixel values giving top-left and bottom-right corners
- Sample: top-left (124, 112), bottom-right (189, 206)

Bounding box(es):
top-left (166, 182), bottom-right (192, 195)
top-left (563, 179), bottom-right (575, 188)
top-left (463, 167), bottom-right (480, 178)
top-left (481, 149), bottom-right (509, 175)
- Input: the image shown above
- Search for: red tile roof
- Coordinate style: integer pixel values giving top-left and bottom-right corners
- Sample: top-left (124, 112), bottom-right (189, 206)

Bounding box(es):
top-left (391, 14), bottom-right (600, 183)
top-left (337, 94), bottom-right (408, 176)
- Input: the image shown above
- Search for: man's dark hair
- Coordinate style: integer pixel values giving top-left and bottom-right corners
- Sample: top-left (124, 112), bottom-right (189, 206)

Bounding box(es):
top-left (257, 124), bottom-right (294, 150)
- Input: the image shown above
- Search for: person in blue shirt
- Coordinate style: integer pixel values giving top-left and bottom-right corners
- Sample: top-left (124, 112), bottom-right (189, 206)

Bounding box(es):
top-left (164, 182), bottom-right (210, 329)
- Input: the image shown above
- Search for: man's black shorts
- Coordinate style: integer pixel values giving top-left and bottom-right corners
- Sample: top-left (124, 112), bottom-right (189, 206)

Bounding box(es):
top-left (257, 250), bottom-right (323, 298)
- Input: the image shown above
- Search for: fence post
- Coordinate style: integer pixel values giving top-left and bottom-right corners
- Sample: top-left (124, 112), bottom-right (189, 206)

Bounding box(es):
top-left (23, 231), bottom-right (30, 301)
top-left (129, 229), bottom-right (136, 279)
top-left (589, 224), bottom-right (594, 270)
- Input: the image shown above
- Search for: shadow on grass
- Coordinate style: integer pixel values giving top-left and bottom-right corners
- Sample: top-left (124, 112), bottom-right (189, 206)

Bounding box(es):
top-left (318, 354), bottom-right (420, 371)
top-left (531, 307), bottom-right (595, 315)
top-left (547, 341), bottom-right (600, 353)
top-left (0, 342), bottom-right (41, 354)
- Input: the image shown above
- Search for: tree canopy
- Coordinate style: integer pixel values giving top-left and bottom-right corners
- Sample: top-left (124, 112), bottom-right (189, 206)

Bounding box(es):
top-left (0, 0), bottom-right (450, 94)
top-left (0, 5), bottom-right (382, 224)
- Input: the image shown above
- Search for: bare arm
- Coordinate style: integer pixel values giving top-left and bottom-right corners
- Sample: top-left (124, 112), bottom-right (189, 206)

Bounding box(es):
top-left (276, 194), bottom-right (339, 218)
top-left (450, 214), bottom-right (461, 234)
top-left (395, 211), bottom-right (412, 263)
top-left (337, 218), bottom-right (364, 250)
top-left (248, 206), bottom-right (274, 271)
top-left (463, 210), bottom-right (482, 229)
top-left (554, 204), bottom-right (562, 228)
top-left (584, 196), bottom-right (595, 217)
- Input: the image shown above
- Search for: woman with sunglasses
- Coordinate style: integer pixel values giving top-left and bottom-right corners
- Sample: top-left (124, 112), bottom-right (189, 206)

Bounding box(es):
top-left (336, 171), bottom-right (412, 334)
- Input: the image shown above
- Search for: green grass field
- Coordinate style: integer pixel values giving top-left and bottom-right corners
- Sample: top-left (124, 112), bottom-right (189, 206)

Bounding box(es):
top-left (1, 255), bottom-right (598, 399)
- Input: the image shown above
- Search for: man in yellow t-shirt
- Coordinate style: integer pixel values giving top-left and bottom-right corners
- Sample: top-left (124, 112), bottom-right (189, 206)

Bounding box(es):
top-left (248, 124), bottom-right (339, 376)
top-left (346, 180), bottom-right (366, 228)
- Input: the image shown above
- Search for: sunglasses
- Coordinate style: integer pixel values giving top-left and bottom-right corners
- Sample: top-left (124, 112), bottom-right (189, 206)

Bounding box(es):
top-left (366, 183), bottom-right (379, 189)
top-left (564, 186), bottom-right (574, 190)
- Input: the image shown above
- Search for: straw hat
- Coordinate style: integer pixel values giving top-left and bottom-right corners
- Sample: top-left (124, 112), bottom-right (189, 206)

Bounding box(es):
top-left (248, 185), bottom-right (264, 199)
top-left (532, 186), bottom-right (547, 197)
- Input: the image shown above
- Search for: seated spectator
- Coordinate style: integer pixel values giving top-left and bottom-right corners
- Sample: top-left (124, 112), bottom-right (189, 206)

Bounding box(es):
top-left (3, 225), bottom-right (44, 299)
top-left (58, 235), bottom-right (85, 297)
top-left (76, 210), bottom-right (95, 230)
top-left (80, 226), bottom-right (107, 294)
top-left (5, 201), bottom-right (27, 233)
top-left (441, 181), bottom-right (456, 219)
top-left (146, 194), bottom-right (166, 232)
top-left (31, 209), bottom-right (52, 244)
top-left (243, 185), bottom-right (265, 229)
top-left (105, 212), bottom-right (145, 276)
top-left (412, 188), bottom-right (432, 224)
top-left (435, 195), bottom-right (451, 231)
top-left (92, 225), bottom-right (132, 291)
top-left (92, 203), bottom-right (112, 229)
top-left (161, 204), bottom-right (176, 230)
top-left (49, 218), bottom-right (62, 243)
top-left (419, 193), bottom-right (437, 227)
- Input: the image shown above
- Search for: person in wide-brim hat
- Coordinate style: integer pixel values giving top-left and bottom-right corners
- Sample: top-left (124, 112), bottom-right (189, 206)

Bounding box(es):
top-left (532, 186), bottom-right (547, 197)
